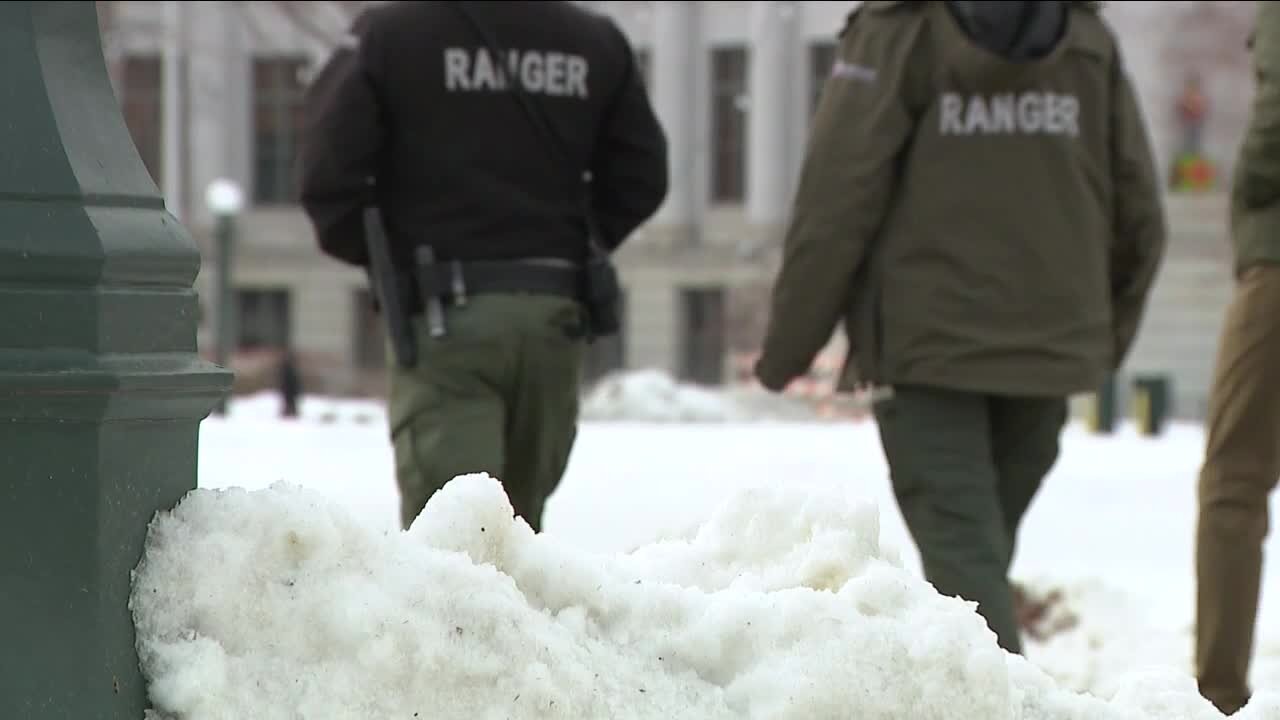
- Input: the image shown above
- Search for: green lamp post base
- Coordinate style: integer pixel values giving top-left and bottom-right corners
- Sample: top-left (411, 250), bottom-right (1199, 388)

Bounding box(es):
top-left (0, 3), bottom-right (232, 718)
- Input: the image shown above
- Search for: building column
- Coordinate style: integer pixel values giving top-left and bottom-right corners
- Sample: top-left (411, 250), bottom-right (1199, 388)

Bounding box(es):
top-left (651, 0), bottom-right (701, 242)
top-left (187, 1), bottom-right (252, 354)
top-left (188, 1), bottom-right (251, 233)
top-left (747, 1), bottom-right (802, 228)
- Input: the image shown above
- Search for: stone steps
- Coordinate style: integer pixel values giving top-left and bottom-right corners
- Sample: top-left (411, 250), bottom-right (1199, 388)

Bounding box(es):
top-left (1119, 195), bottom-right (1235, 419)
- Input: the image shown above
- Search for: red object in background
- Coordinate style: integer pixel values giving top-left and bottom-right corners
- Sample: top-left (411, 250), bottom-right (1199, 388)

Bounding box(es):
top-left (1186, 158), bottom-right (1214, 187)
top-left (1172, 153), bottom-right (1216, 192)
top-left (1178, 88), bottom-right (1207, 126)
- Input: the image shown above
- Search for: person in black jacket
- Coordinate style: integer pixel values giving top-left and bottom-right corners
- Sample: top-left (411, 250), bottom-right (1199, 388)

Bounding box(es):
top-left (278, 349), bottom-right (301, 419)
top-left (299, 0), bottom-right (668, 532)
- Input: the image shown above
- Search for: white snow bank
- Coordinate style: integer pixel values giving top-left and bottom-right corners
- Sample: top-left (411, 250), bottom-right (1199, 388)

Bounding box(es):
top-left (224, 369), bottom-right (820, 428)
top-left (131, 476), bottom-right (1277, 720)
top-left (580, 370), bottom-right (822, 423)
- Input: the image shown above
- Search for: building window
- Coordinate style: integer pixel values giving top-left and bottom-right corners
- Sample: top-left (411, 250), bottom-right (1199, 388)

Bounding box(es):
top-left (352, 288), bottom-right (387, 371)
top-left (119, 55), bottom-right (163, 186)
top-left (236, 288), bottom-right (292, 351)
top-left (252, 57), bottom-right (308, 205)
top-left (679, 286), bottom-right (727, 386)
top-left (809, 42), bottom-right (838, 118)
top-left (710, 46), bottom-right (748, 205)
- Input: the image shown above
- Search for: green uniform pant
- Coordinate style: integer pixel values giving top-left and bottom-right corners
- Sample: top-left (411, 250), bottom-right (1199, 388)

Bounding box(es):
top-left (386, 294), bottom-right (586, 532)
top-left (1195, 265), bottom-right (1280, 716)
top-left (873, 385), bottom-right (1068, 654)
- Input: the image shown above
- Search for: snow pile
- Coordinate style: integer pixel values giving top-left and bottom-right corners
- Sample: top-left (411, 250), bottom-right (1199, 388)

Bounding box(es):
top-left (581, 369), bottom-right (819, 423)
top-left (130, 475), bottom-right (1274, 719)
top-left (223, 370), bottom-right (821, 428)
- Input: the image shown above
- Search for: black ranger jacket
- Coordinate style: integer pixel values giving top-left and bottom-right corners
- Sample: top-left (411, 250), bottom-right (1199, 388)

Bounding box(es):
top-left (298, 0), bottom-right (669, 268)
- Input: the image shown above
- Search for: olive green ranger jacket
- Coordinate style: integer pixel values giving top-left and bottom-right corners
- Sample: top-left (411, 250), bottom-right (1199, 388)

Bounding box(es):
top-left (755, 0), bottom-right (1166, 397)
top-left (1232, 1), bottom-right (1280, 276)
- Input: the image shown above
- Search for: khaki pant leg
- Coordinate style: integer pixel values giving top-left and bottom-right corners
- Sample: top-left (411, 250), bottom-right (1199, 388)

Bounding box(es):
top-left (1195, 265), bottom-right (1280, 715)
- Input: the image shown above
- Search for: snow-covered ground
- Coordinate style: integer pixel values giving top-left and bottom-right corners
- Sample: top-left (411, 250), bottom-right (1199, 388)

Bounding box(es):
top-left (134, 374), bottom-right (1280, 718)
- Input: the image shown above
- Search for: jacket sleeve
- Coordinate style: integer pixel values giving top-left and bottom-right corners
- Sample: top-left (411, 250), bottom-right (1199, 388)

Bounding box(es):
top-left (1235, 4), bottom-right (1280, 211)
top-left (1107, 46), bottom-right (1167, 369)
top-left (589, 21), bottom-right (669, 251)
top-left (297, 14), bottom-right (385, 267)
top-left (753, 10), bottom-right (924, 391)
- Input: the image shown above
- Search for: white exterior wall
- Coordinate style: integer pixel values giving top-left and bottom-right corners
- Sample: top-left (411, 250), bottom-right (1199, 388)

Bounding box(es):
top-left (650, 1), bottom-right (703, 241)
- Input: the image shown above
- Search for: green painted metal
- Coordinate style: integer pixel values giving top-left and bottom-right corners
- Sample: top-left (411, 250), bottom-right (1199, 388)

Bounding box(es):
top-left (0, 3), bottom-right (232, 718)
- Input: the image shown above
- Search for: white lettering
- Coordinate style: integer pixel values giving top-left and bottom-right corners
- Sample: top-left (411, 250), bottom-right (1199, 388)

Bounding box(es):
top-left (544, 52), bottom-right (567, 97)
top-left (964, 95), bottom-right (991, 134)
top-left (444, 48), bottom-right (470, 91)
top-left (566, 56), bottom-right (589, 99)
top-left (1043, 95), bottom-right (1064, 134)
top-left (1057, 95), bottom-right (1080, 137)
top-left (1017, 93), bottom-right (1044, 133)
top-left (938, 91), bottom-right (1080, 137)
top-left (474, 48), bottom-right (500, 90)
top-left (940, 92), bottom-right (964, 135)
top-left (988, 94), bottom-right (1016, 133)
top-left (521, 53), bottom-right (545, 93)
top-left (441, 48), bottom-right (591, 99)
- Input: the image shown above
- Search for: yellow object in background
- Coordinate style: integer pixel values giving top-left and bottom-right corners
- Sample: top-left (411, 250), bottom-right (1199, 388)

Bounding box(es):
top-left (1132, 387), bottom-right (1153, 436)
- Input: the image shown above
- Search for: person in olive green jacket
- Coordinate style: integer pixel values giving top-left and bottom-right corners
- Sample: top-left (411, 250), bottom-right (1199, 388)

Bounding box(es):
top-left (754, 0), bottom-right (1166, 655)
top-left (1195, 3), bottom-right (1280, 715)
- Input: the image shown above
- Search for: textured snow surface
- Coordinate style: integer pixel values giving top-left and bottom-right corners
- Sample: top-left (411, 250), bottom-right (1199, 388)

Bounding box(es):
top-left (133, 474), bottom-right (1277, 719)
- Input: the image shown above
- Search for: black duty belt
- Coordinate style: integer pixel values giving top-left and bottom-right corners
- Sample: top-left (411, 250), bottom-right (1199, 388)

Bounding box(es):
top-left (407, 259), bottom-right (582, 313)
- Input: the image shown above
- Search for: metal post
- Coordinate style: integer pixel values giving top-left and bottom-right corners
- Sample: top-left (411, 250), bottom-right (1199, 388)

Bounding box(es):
top-left (0, 4), bottom-right (232, 718)
top-left (213, 213), bottom-right (236, 415)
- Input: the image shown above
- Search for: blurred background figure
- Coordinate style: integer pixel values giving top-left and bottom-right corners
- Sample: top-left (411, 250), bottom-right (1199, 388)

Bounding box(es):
top-left (1172, 70), bottom-right (1217, 191)
top-left (1179, 71), bottom-right (1209, 155)
top-left (279, 348), bottom-right (302, 419)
